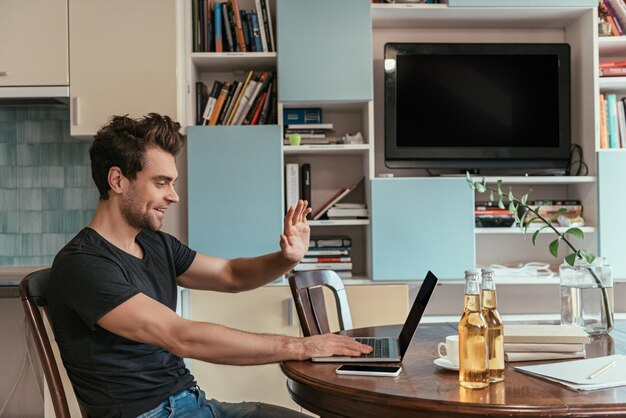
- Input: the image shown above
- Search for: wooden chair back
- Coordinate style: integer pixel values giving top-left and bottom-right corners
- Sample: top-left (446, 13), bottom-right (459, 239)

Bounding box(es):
top-left (288, 269), bottom-right (353, 336)
top-left (19, 268), bottom-right (86, 418)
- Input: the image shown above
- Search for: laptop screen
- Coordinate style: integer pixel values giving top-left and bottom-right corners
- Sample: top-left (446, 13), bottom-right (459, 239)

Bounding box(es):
top-left (398, 271), bottom-right (439, 358)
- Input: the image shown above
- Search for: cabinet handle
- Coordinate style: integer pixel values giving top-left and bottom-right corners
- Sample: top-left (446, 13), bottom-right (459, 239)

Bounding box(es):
top-left (72, 97), bottom-right (79, 126)
top-left (287, 299), bottom-right (294, 326)
top-left (0, 71), bottom-right (7, 77)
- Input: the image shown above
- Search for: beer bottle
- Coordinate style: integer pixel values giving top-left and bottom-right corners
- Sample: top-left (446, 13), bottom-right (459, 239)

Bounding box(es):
top-left (458, 269), bottom-right (489, 389)
top-left (481, 268), bottom-right (505, 383)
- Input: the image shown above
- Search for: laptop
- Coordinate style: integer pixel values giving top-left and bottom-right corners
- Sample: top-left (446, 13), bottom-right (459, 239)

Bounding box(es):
top-left (312, 270), bottom-right (439, 363)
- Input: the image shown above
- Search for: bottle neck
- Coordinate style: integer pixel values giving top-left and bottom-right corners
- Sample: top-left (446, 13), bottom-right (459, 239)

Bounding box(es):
top-left (464, 275), bottom-right (480, 295)
top-left (482, 275), bottom-right (496, 291)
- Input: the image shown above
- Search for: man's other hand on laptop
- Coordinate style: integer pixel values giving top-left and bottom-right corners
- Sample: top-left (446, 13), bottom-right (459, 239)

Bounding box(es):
top-left (297, 335), bottom-right (373, 360)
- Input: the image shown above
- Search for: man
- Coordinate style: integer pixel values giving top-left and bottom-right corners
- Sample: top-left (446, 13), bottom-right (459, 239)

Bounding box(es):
top-left (48, 113), bottom-right (371, 418)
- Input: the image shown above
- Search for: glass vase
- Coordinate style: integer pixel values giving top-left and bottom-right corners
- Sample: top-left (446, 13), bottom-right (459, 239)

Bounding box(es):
top-left (559, 258), bottom-right (614, 335)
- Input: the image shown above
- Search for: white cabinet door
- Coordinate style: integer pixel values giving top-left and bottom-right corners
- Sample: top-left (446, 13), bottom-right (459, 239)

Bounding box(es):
top-left (68, 0), bottom-right (177, 137)
top-left (0, 0), bottom-right (68, 86)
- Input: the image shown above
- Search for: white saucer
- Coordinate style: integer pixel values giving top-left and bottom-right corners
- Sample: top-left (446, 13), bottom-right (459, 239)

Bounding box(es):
top-left (434, 358), bottom-right (459, 371)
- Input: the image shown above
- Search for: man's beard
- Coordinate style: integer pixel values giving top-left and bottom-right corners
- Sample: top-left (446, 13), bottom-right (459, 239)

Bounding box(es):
top-left (120, 186), bottom-right (161, 231)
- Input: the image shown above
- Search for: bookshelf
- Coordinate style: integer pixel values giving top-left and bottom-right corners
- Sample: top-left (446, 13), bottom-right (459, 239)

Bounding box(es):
top-left (370, 4), bottom-right (599, 280)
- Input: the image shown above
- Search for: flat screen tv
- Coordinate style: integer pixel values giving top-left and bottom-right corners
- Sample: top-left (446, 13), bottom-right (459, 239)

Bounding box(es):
top-left (384, 43), bottom-right (571, 172)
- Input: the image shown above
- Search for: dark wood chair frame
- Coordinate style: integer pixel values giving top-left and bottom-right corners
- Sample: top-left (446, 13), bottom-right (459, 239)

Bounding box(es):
top-left (288, 269), bottom-right (353, 336)
top-left (19, 268), bottom-right (87, 418)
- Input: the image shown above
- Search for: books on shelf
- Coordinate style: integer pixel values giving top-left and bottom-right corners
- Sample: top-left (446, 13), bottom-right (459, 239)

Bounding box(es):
top-left (326, 205), bottom-right (368, 219)
top-left (309, 235), bottom-right (352, 248)
top-left (312, 177), bottom-right (365, 221)
top-left (283, 108), bottom-right (322, 125)
top-left (195, 71), bottom-right (276, 126)
top-left (192, 0), bottom-right (275, 53)
top-left (301, 163), bottom-right (312, 219)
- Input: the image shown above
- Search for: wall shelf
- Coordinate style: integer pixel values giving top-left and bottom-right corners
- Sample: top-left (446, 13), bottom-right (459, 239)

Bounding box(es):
top-left (598, 36), bottom-right (626, 57)
top-left (309, 219), bottom-right (370, 226)
top-left (190, 52), bottom-right (277, 72)
top-left (284, 144), bottom-right (371, 155)
top-left (475, 226), bottom-right (596, 235)
top-left (471, 175), bottom-right (596, 184)
top-left (599, 76), bottom-right (626, 90)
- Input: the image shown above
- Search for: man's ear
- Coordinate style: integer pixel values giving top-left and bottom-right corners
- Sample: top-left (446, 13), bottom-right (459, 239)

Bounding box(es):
top-left (108, 167), bottom-right (127, 195)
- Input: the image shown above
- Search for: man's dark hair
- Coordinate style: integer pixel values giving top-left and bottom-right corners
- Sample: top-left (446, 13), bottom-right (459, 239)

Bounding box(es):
top-left (90, 113), bottom-right (185, 200)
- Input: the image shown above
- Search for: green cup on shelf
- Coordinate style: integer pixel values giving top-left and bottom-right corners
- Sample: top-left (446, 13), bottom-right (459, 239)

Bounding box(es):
top-left (288, 133), bottom-right (301, 146)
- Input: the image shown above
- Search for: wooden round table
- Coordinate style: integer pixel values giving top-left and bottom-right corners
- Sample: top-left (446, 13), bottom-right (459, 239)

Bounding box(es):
top-left (281, 321), bottom-right (626, 417)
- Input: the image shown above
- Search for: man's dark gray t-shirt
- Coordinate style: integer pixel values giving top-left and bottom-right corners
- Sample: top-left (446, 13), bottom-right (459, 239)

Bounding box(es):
top-left (48, 227), bottom-right (197, 418)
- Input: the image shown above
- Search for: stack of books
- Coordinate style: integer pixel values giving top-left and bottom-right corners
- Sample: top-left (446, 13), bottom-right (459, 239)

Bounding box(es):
top-left (474, 201), bottom-right (514, 228)
top-left (283, 123), bottom-right (336, 145)
top-left (326, 203), bottom-right (368, 220)
top-left (523, 200), bottom-right (584, 228)
top-left (503, 324), bottom-right (591, 362)
top-left (294, 235), bottom-right (353, 278)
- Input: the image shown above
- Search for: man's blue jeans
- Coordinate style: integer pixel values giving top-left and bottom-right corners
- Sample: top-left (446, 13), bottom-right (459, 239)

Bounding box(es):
top-left (136, 386), bottom-right (308, 418)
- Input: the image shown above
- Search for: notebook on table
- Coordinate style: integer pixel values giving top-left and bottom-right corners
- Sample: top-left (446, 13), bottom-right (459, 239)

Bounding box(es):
top-left (312, 270), bottom-right (439, 363)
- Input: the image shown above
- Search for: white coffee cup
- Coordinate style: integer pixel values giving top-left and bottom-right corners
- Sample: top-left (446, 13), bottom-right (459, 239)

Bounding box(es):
top-left (437, 335), bottom-right (459, 367)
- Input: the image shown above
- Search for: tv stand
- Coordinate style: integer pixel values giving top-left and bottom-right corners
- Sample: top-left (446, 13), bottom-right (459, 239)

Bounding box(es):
top-left (427, 168), bottom-right (568, 177)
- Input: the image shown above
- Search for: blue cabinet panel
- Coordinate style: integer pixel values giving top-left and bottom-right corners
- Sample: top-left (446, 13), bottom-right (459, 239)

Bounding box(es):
top-left (277, 0), bottom-right (373, 102)
top-left (371, 178), bottom-right (475, 280)
top-left (187, 126), bottom-right (283, 258)
top-left (598, 152), bottom-right (626, 279)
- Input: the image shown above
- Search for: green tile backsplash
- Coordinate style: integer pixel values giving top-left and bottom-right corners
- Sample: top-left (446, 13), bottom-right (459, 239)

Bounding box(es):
top-left (0, 106), bottom-right (98, 266)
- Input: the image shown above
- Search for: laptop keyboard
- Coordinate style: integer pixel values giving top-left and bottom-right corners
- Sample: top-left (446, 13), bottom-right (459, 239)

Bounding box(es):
top-left (355, 337), bottom-right (390, 358)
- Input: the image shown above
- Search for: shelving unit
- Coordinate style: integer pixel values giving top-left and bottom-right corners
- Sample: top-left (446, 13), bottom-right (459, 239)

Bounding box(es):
top-left (369, 4), bottom-right (598, 279)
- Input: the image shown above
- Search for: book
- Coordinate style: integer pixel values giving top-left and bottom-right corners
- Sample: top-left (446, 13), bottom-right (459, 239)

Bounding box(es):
top-left (285, 163), bottom-right (299, 211)
top-left (258, 80), bottom-right (273, 125)
top-left (301, 163), bottom-right (312, 219)
top-left (226, 0), bottom-right (246, 52)
top-left (600, 94), bottom-right (609, 149)
top-left (327, 207), bottom-right (369, 218)
top-left (214, 2), bottom-right (223, 52)
top-left (312, 177), bottom-right (364, 221)
top-left (248, 91), bottom-right (268, 125)
top-left (301, 257), bottom-right (351, 263)
top-left (599, 67), bottom-right (626, 77)
top-left (293, 262), bottom-right (353, 271)
top-left (504, 325), bottom-right (591, 344)
top-left (607, 0), bottom-right (626, 35)
top-left (259, 0), bottom-right (275, 52)
top-left (618, 100), bottom-right (626, 148)
top-left (254, 0), bottom-right (268, 52)
top-left (195, 81), bottom-right (208, 125)
top-left (515, 354), bottom-right (626, 391)
top-left (247, 11), bottom-right (262, 52)
top-left (306, 248), bottom-right (351, 256)
top-left (286, 123), bottom-right (334, 130)
top-left (505, 342), bottom-right (586, 353)
top-left (204, 0), bottom-right (213, 52)
top-left (202, 80), bottom-right (223, 125)
top-left (599, 59), bottom-right (626, 68)
top-left (505, 351), bottom-right (586, 362)
top-left (309, 235), bottom-right (352, 248)
top-left (208, 82), bottom-right (230, 125)
top-left (221, 2), bottom-right (235, 52)
top-left (607, 94), bottom-right (620, 148)
top-left (283, 108), bottom-right (322, 125)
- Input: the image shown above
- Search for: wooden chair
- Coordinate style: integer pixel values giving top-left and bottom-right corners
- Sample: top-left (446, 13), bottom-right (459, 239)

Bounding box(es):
top-left (19, 268), bottom-right (87, 418)
top-left (288, 269), bottom-right (353, 336)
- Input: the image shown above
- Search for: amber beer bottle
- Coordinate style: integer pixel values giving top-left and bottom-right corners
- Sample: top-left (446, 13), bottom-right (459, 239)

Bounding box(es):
top-left (481, 268), bottom-right (505, 383)
top-left (458, 269), bottom-right (489, 389)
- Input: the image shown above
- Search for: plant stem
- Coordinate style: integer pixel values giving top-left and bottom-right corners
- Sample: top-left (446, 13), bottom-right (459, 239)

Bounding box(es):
top-left (482, 185), bottom-right (614, 331)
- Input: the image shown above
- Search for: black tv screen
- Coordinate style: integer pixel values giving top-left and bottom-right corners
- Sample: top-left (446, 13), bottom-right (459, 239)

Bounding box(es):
top-left (384, 43), bottom-right (571, 171)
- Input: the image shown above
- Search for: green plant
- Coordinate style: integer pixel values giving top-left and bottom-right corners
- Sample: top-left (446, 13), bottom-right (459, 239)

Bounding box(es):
top-left (467, 173), bottom-right (613, 330)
